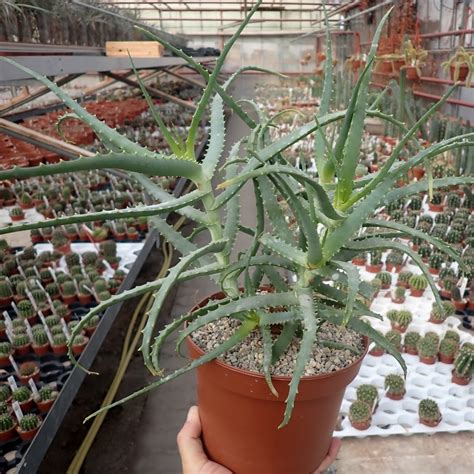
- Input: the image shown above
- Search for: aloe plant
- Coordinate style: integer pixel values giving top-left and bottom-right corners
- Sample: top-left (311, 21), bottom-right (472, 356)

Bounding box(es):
top-left (0, 3), bottom-right (473, 427)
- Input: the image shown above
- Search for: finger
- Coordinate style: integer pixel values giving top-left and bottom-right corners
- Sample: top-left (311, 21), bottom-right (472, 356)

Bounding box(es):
top-left (314, 438), bottom-right (342, 474)
top-left (177, 406), bottom-right (209, 472)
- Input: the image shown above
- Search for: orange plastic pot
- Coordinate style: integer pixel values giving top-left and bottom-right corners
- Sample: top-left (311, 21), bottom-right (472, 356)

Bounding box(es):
top-left (186, 293), bottom-right (368, 473)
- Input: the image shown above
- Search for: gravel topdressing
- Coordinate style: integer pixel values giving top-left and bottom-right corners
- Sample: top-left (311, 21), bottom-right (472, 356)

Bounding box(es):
top-left (191, 317), bottom-right (365, 377)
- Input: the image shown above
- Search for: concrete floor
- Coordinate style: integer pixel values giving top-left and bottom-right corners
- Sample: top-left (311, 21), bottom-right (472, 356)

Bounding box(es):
top-left (129, 76), bottom-right (474, 473)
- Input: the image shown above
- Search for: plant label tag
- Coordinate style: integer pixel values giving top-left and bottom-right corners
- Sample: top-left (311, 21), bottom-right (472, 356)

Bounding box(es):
top-left (12, 401), bottom-right (23, 422)
top-left (26, 290), bottom-right (39, 312)
top-left (42, 196), bottom-right (49, 207)
top-left (2, 311), bottom-right (13, 330)
top-left (28, 379), bottom-right (40, 400)
top-left (49, 268), bottom-right (57, 282)
top-left (5, 329), bottom-right (14, 343)
top-left (38, 312), bottom-right (54, 345)
top-left (460, 277), bottom-right (468, 297)
top-left (102, 259), bottom-right (113, 273)
top-left (11, 301), bottom-right (19, 316)
top-left (8, 355), bottom-right (19, 375)
top-left (24, 320), bottom-right (34, 341)
top-left (7, 376), bottom-right (17, 391)
top-left (60, 319), bottom-right (70, 339)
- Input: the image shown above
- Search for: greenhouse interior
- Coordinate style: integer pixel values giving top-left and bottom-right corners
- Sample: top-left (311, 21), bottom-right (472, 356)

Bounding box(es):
top-left (0, 0), bottom-right (472, 473)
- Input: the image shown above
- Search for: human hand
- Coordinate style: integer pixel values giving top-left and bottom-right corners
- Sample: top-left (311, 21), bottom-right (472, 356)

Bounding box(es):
top-left (177, 406), bottom-right (341, 474)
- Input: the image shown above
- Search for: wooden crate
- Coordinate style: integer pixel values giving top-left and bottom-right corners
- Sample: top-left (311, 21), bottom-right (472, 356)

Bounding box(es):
top-left (105, 41), bottom-right (164, 58)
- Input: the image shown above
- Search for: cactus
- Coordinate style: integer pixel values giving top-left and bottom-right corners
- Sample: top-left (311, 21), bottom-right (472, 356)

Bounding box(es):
top-left (65, 253), bottom-right (81, 269)
top-left (82, 252), bottom-right (98, 266)
top-left (349, 400), bottom-right (371, 425)
top-left (446, 192), bottom-right (461, 210)
top-left (98, 291), bottom-right (111, 302)
top-left (444, 330), bottom-right (460, 344)
top-left (430, 191), bottom-right (443, 205)
top-left (430, 301), bottom-right (454, 322)
top-left (385, 330), bottom-right (402, 351)
top-left (0, 413), bottom-right (14, 432)
top-left (55, 304), bottom-right (69, 319)
top-left (408, 195), bottom-right (422, 211)
top-left (45, 315), bottom-right (60, 327)
top-left (13, 333), bottom-right (30, 347)
top-left (52, 333), bottom-right (67, 346)
top-left (19, 362), bottom-right (37, 376)
top-left (369, 251), bottom-right (382, 266)
top-left (0, 281), bottom-right (12, 299)
top-left (32, 329), bottom-right (48, 346)
top-left (418, 214), bottom-right (433, 226)
top-left (22, 246), bottom-right (37, 261)
top-left (445, 229), bottom-right (462, 245)
top-left (0, 342), bottom-right (11, 357)
top-left (369, 278), bottom-right (382, 294)
top-left (51, 229), bottom-right (69, 249)
top-left (107, 278), bottom-right (120, 291)
top-left (17, 300), bottom-right (35, 319)
top-left (356, 384), bottom-right (378, 409)
top-left (386, 251), bottom-right (403, 267)
top-left (418, 399), bottom-right (441, 424)
top-left (38, 386), bottom-right (55, 402)
top-left (386, 310), bottom-right (399, 323)
top-left (384, 374), bottom-right (405, 396)
top-left (0, 401), bottom-right (8, 414)
top-left (0, 385), bottom-right (10, 402)
top-left (453, 343), bottom-right (474, 379)
top-left (12, 386), bottom-right (31, 403)
top-left (31, 289), bottom-right (47, 303)
top-left (435, 212), bottom-right (450, 224)
top-left (397, 271), bottom-right (413, 287)
top-left (408, 275), bottom-right (428, 291)
top-left (430, 224), bottom-right (448, 239)
top-left (45, 282), bottom-right (60, 298)
top-left (114, 269), bottom-right (126, 281)
top-left (56, 272), bottom-right (72, 285)
top-left (19, 413), bottom-right (41, 432)
top-left (84, 315), bottom-right (100, 329)
top-left (99, 240), bottom-right (117, 258)
top-left (9, 207), bottom-right (24, 218)
top-left (417, 244), bottom-right (432, 260)
top-left (396, 310), bottom-right (412, 329)
top-left (62, 281), bottom-right (76, 296)
top-left (439, 337), bottom-right (458, 357)
top-left (428, 253), bottom-right (443, 270)
top-left (417, 335), bottom-right (439, 358)
top-left (72, 334), bottom-right (86, 346)
top-left (93, 279), bottom-right (108, 294)
top-left (376, 271), bottom-right (392, 288)
top-left (393, 287), bottom-right (405, 301)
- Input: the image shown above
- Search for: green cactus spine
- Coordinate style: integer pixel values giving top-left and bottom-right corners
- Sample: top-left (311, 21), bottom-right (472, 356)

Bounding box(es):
top-left (418, 399), bottom-right (441, 425)
top-left (12, 386), bottom-right (31, 403)
top-left (453, 343), bottom-right (474, 380)
top-left (19, 413), bottom-right (41, 432)
top-left (384, 374), bottom-right (405, 396)
top-left (349, 400), bottom-right (371, 427)
top-left (0, 413), bottom-right (14, 432)
top-left (356, 384), bottom-right (378, 409)
top-left (417, 335), bottom-right (439, 359)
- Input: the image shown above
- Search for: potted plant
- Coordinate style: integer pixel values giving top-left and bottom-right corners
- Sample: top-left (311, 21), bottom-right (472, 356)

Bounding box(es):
top-left (451, 287), bottom-right (466, 312)
top-left (348, 400), bottom-right (371, 430)
top-left (51, 228), bottom-right (71, 254)
top-left (51, 333), bottom-right (68, 356)
top-left (428, 192), bottom-right (444, 212)
top-left (107, 278), bottom-right (120, 295)
top-left (376, 271), bottom-right (392, 290)
top-left (12, 386), bottom-right (33, 412)
top-left (65, 252), bottom-right (81, 270)
top-left (365, 251), bottom-right (383, 273)
top-left (61, 281), bottom-right (77, 306)
top-left (385, 251), bottom-right (403, 272)
top-left (0, 413), bottom-right (16, 442)
top-left (114, 222), bottom-right (127, 241)
top-left (12, 333), bottom-right (31, 356)
top-left (19, 192), bottom-right (34, 210)
top-left (391, 286), bottom-right (406, 304)
top-left (384, 374), bottom-right (405, 400)
top-left (32, 328), bottom-right (50, 356)
top-left (35, 386), bottom-right (57, 413)
top-left (402, 39), bottom-right (427, 81)
top-left (396, 271), bottom-right (412, 289)
top-left (91, 227), bottom-right (108, 243)
top-left (428, 253), bottom-right (443, 275)
top-left (418, 399), bottom-right (441, 427)
top-left (84, 315), bottom-right (100, 336)
top-left (16, 413), bottom-right (42, 442)
top-left (78, 282), bottom-right (94, 305)
top-left (1, 6), bottom-right (472, 470)
top-left (429, 301), bottom-right (454, 324)
top-left (438, 337), bottom-right (458, 364)
top-left (0, 280), bottom-right (13, 307)
top-left (18, 361), bottom-right (40, 385)
top-left (442, 47), bottom-right (473, 86)
top-left (417, 335), bottom-right (439, 365)
top-left (126, 226), bottom-right (139, 241)
top-left (45, 282), bottom-right (61, 301)
top-left (30, 229), bottom-right (43, 244)
top-left (71, 334), bottom-right (89, 355)
top-left (113, 269), bottom-right (126, 282)
top-left (392, 310), bottom-right (412, 333)
top-left (408, 275), bottom-right (428, 297)
top-left (65, 224), bottom-right (78, 241)
top-left (451, 342), bottom-right (473, 385)
top-left (9, 207), bottom-right (25, 221)
top-left (356, 384), bottom-right (378, 413)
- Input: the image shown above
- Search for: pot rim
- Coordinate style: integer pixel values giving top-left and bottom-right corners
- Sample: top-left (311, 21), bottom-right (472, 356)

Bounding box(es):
top-left (187, 290), bottom-right (369, 382)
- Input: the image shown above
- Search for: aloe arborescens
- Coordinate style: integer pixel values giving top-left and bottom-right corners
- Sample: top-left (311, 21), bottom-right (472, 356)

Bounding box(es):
top-left (0, 2), bottom-right (473, 431)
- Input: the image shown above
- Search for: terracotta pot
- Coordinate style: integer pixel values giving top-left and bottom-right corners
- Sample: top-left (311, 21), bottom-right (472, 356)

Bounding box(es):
top-left (17, 419), bottom-right (41, 442)
top-left (62, 294), bottom-right (77, 306)
top-left (85, 325), bottom-right (98, 337)
top-left (351, 258), bottom-right (366, 266)
top-left (391, 323), bottom-right (407, 333)
top-left (36, 397), bottom-right (55, 413)
top-left (386, 263), bottom-right (401, 273)
top-left (429, 267), bottom-right (440, 275)
top-left (391, 297), bottom-right (405, 305)
top-left (409, 288), bottom-right (424, 297)
top-left (114, 232), bottom-right (126, 241)
top-left (18, 365), bottom-right (40, 385)
top-left (18, 397), bottom-right (34, 412)
top-left (0, 352), bottom-right (12, 367)
top-left (404, 347), bottom-right (418, 356)
top-left (52, 343), bottom-right (68, 356)
top-left (451, 371), bottom-right (470, 386)
top-left (350, 419), bottom-right (371, 430)
top-left (365, 264), bottom-right (382, 273)
top-left (0, 296), bottom-right (13, 307)
top-left (0, 424), bottom-right (17, 442)
top-left (438, 353), bottom-right (454, 364)
top-left (72, 337), bottom-right (89, 355)
top-left (419, 416), bottom-right (441, 428)
top-left (126, 232), bottom-right (139, 241)
top-left (78, 293), bottom-right (93, 305)
top-left (468, 300), bottom-right (474, 311)
top-left (187, 319), bottom-right (368, 472)
top-left (428, 316), bottom-right (443, 325)
top-left (386, 390), bottom-right (405, 401)
top-left (453, 300), bottom-right (466, 312)
top-left (10, 213), bottom-right (24, 221)
top-left (14, 343), bottom-right (31, 356)
top-left (369, 348), bottom-right (384, 357)
top-left (55, 243), bottom-right (71, 255)
top-left (450, 63), bottom-right (469, 82)
top-left (32, 342), bottom-right (50, 356)
top-left (396, 281), bottom-right (409, 289)
top-left (405, 66), bottom-right (420, 81)
top-left (31, 235), bottom-right (43, 244)
top-left (439, 289), bottom-right (451, 299)
top-left (428, 203), bottom-right (444, 212)
top-left (419, 355), bottom-right (436, 365)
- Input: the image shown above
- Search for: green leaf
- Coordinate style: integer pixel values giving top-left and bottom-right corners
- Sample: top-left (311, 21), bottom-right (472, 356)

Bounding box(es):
top-left (260, 324), bottom-right (279, 397)
top-left (259, 234), bottom-right (307, 267)
top-left (330, 261), bottom-right (361, 325)
top-left (271, 322), bottom-right (297, 364)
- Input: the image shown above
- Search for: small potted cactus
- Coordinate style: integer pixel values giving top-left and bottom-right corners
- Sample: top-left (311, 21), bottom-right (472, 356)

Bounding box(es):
top-left (418, 399), bottom-right (441, 427)
top-left (385, 330), bottom-right (402, 351)
top-left (126, 226), bottom-right (139, 241)
top-left (369, 278), bottom-right (382, 299)
top-left (12, 386), bottom-right (33, 412)
top-left (439, 276), bottom-right (456, 299)
top-left (385, 251), bottom-right (404, 272)
top-left (446, 192), bottom-right (461, 210)
top-left (384, 374), bottom-right (405, 400)
top-left (35, 386), bottom-right (57, 413)
top-left (91, 227), bottom-right (108, 243)
top-left (428, 253), bottom-right (443, 275)
top-left (351, 252), bottom-right (366, 266)
top-left (9, 207), bottom-right (25, 222)
top-left (376, 271), bottom-right (392, 290)
top-left (82, 251), bottom-right (98, 267)
top-left (348, 400), bottom-right (371, 431)
top-left (356, 384), bottom-right (378, 413)
top-left (45, 314), bottom-right (60, 328)
top-left (391, 287), bottom-right (406, 304)
top-left (0, 413), bottom-right (16, 442)
top-left (428, 192), bottom-right (444, 212)
top-left (0, 280), bottom-right (13, 307)
top-left (65, 224), bottom-right (78, 241)
top-left (31, 229), bottom-right (43, 244)
top-left (19, 192), bottom-right (34, 210)
top-left (417, 335), bottom-right (439, 364)
top-left (18, 361), bottom-right (40, 385)
top-left (61, 281), bottom-right (77, 306)
top-left (365, 251), bottom-right (383, 273)
top-left (396, 271), bottom-right (413, 289)
top-left (438, 337), bottom-right (459, 364)
top-left (429, 301), bottom-right (454, 324)
top-left (444, 330), bottom-right (460, 344)
top-left (0, 384), bottom-right (11, 404)
top-left (51, 333), bottom-right (68, 356)
top-left (97, 290), bottom-right (111, 302)
top-left (32, 328), bottom-right (50, 356)
top-left (65, 252), bottom-right (81, 270)
top-left (78, 282), bottom-right (93, 305)
top-left (107, 278), bottom-right (120, 295)
top-left (393, 310), bottom-right (412, 333)
top-left (408, 274), bottom-right (428, 297)
top-left (84, 315), bottom-right (100, 337)
top-left (138, 216), bottom-right (149, 232)
top-left (114, 222), bottom-right (127, 241)
top-left (12, 333), bottom-right (31, 356)
top-left (16, 413), bottom-right (42, 442)
top-left (452, 342), bottom-right (473, 385)
top-left (72, 334), bottom-right (89, 355)
top-left (417, 244), bottom-right (432, 263)
top-left (17, 299), bottom-right (36, 324)
top-left (0, 341), bottom-right (13, 367)
top-left (55, 302), bottom-right (71, 322)
top-left (450, 287), bottom-right (466, 312)
top-left (51, 228), bottom-right (71, 254)
top-left (45, 282), bottom-right (61, 301)
top-left (113, 269), bottom-right (126, 282)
